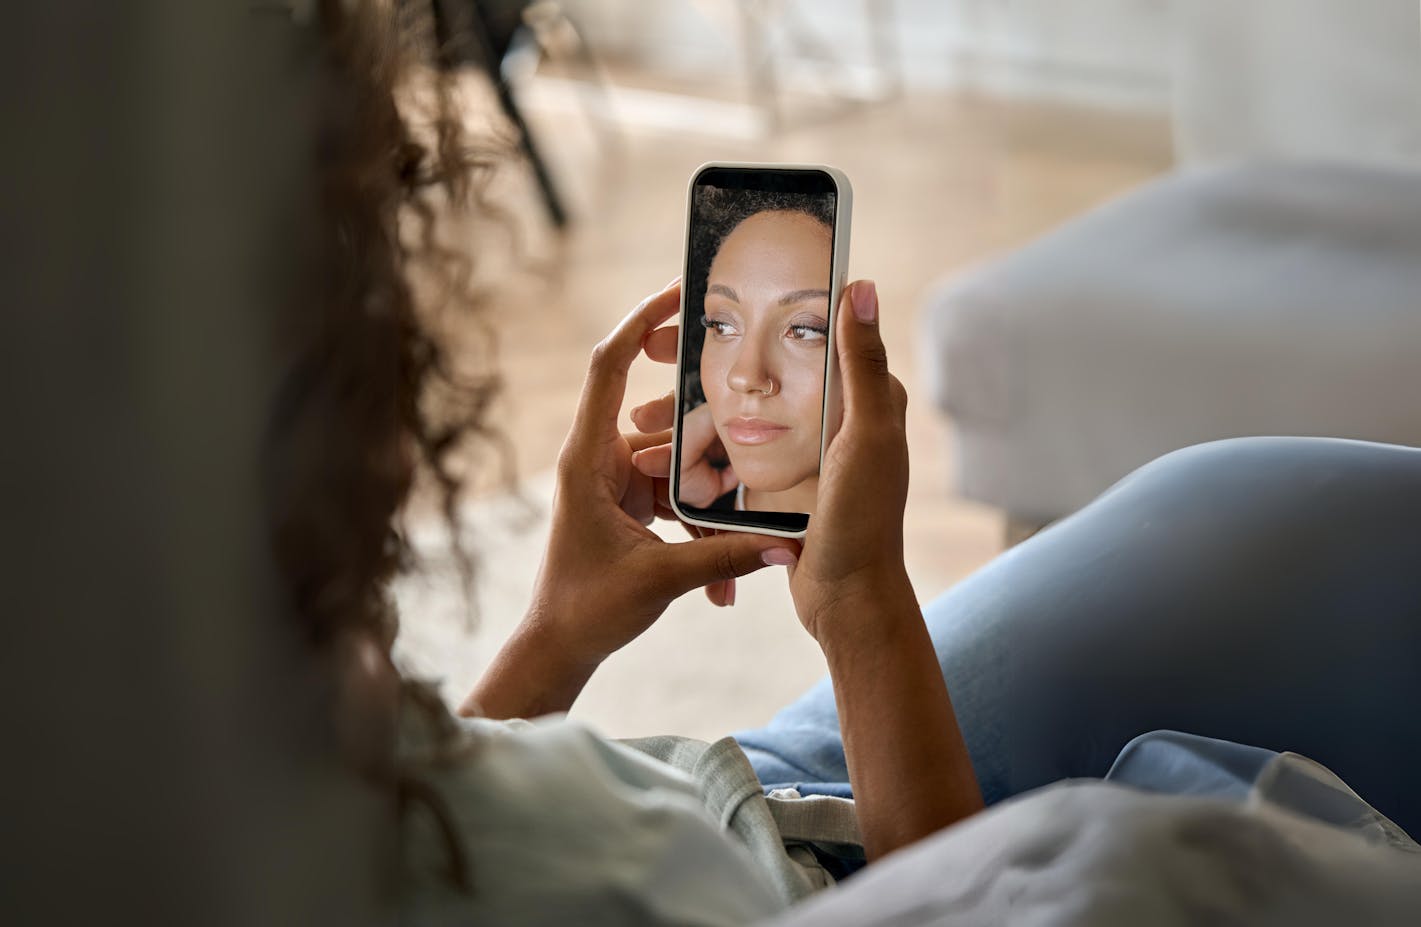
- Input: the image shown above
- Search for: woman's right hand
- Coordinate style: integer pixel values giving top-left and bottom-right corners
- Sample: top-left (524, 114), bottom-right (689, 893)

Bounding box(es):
top-left (462, 281), bottom-right (801, 720)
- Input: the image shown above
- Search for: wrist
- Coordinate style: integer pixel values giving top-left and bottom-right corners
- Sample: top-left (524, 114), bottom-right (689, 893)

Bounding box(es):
top-left (460, 606), bottom-right (603, 719)
top-left (801, 566), bottom-right (920, 653)
top-left (518, 600), bottom-right (608, 676)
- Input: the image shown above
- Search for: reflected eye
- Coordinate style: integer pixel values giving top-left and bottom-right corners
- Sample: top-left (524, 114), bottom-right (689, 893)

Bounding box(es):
top-left (701, 315), bottom-right (739, 338)
top-left (787, 319), bottom-right (829, 342)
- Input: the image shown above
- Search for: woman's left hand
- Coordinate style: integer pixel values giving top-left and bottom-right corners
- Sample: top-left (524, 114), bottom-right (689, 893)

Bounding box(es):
top-left (462, 280), bottom-right (801, 719)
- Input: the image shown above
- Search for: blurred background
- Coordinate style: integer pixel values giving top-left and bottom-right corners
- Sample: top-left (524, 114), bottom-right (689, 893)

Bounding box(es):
top-left (9, 4), bottom-right (1416, 922)
top-left (394, 0), bottom-right (1421, 740)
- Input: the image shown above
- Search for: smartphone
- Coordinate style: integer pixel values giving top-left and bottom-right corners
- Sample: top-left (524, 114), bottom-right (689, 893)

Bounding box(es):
top-left (670, 162), bottom-right (853, 538)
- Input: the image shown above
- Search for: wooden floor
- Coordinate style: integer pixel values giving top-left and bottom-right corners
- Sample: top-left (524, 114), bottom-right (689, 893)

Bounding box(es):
top-left (395, 75), bottom-right (1173, 737)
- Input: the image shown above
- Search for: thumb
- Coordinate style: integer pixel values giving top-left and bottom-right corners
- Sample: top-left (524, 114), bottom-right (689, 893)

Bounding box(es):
top-left (835, 280), bottom-right (895, 424)
top-left (655, 532), bottom-right (801, 597)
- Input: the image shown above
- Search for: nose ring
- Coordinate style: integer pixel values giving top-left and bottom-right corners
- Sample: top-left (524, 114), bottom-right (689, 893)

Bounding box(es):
top-left (754, 377), bottom-right (778, 397)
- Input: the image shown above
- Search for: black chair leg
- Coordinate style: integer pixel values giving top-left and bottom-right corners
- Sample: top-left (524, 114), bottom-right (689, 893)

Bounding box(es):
top-left (491, 68), bottom-right (568, 228)
top-left (430, 0), bottom-right (569, 229)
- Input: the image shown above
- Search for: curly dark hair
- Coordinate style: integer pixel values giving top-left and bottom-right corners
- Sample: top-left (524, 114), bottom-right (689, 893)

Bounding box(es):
top-left (266, 0), bottom-right (504, 656)
top-left (260, 0), bottom-right (511, 893)
top-left (681, 185), bottom-right (836, 411)
top-left (690, 187), bottom-right (837, 269)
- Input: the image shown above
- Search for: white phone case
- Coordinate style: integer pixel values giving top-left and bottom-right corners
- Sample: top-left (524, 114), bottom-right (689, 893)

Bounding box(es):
top-left (669, 161), bottom-right (854, 539)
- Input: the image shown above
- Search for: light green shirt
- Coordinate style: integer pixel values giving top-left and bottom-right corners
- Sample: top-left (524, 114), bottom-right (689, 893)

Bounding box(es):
top-left (399, 708), bottom-right (860, 926)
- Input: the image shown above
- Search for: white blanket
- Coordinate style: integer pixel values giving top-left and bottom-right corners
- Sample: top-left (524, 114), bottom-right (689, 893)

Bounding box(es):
top-left (769, 780), bottom-right (1421, 926)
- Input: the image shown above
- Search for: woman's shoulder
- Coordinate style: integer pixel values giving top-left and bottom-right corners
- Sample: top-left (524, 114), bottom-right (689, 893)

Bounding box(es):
top-left (399, 698), bottom-right (786, 924)
top-left (425, 710), bottom-right (705, 802)
top-left (401, 700), bottom-right (708, 826)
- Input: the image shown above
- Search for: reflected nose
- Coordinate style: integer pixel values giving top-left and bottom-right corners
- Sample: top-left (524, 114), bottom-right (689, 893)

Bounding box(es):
top-left (726, 333), bottom-right (776, 395)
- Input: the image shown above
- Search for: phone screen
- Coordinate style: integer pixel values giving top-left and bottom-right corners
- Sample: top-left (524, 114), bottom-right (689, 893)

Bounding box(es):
top-left (675, 166), bottom-right (841, 534)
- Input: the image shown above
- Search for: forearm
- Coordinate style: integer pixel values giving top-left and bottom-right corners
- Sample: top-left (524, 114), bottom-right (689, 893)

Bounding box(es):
top-left (458, 612), bottom-right (600, 719)
top-left (818, 576), bottom-right (984, 860)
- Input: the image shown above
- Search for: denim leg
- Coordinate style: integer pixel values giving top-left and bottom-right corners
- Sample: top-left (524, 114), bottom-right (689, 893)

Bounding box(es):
top-left (734, 437), bottom-right (1421, 835)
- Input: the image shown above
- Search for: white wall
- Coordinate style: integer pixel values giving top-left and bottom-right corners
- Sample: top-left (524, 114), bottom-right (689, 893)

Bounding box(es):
top-left (1173, 0), bottom-right (1421, 167)
top-left (569, 0), bottom-right (1175, 111)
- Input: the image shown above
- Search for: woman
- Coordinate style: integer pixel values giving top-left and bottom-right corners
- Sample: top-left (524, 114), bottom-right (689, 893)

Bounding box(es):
top-left (677, 188), bottom-right (839, 515)
top-left (262, 5), bottom-right (1421, 923)
top-left (251, 1), bottom-right (980, 922)
top-left (29, 2), bottom-right (1418, 923)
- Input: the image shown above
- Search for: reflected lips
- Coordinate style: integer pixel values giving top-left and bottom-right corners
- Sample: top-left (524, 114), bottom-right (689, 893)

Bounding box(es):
top-left (723, 416), bottom-right (789, 445)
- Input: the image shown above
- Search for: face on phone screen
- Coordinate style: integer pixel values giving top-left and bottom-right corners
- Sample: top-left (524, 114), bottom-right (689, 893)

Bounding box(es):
top-left (677, 169), bottom-right (840, 531)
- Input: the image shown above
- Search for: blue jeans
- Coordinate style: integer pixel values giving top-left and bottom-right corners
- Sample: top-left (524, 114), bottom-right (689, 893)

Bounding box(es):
top-left (735, 437), bottom-right (1421, 835)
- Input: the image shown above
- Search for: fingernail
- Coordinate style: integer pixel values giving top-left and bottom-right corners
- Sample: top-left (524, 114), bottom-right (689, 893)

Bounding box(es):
top-left (725, 580), bottom-right (736, 607)
top-left (852, 281), bottom-right (878, 324)
top-left (761, 548), bottom-right (798, 567)
top-left (664, 275), bottom-right (682, 290)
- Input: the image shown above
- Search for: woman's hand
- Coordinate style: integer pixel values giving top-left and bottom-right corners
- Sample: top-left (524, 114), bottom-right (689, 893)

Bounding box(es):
top-left (794, 280), bottom-right (982, 859)
top-left (629, 400), bottom-right (736, 508)
top-left (785, 280), bottom-right (913, 642)
top-left (635, 280), bottom-right (982, 859)
top-left (461, 280), bottom-right (801, 720)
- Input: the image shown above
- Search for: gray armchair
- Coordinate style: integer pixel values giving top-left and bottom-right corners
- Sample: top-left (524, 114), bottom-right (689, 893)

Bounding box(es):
top-left (920, 0), bottom-right (1421, 532)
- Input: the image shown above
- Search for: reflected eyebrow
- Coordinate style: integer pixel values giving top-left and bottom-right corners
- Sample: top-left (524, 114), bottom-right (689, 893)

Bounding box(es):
top-left (778, 288), bottom-right (830, 305)
top-left (706, 283), bottom-right (739, 302)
